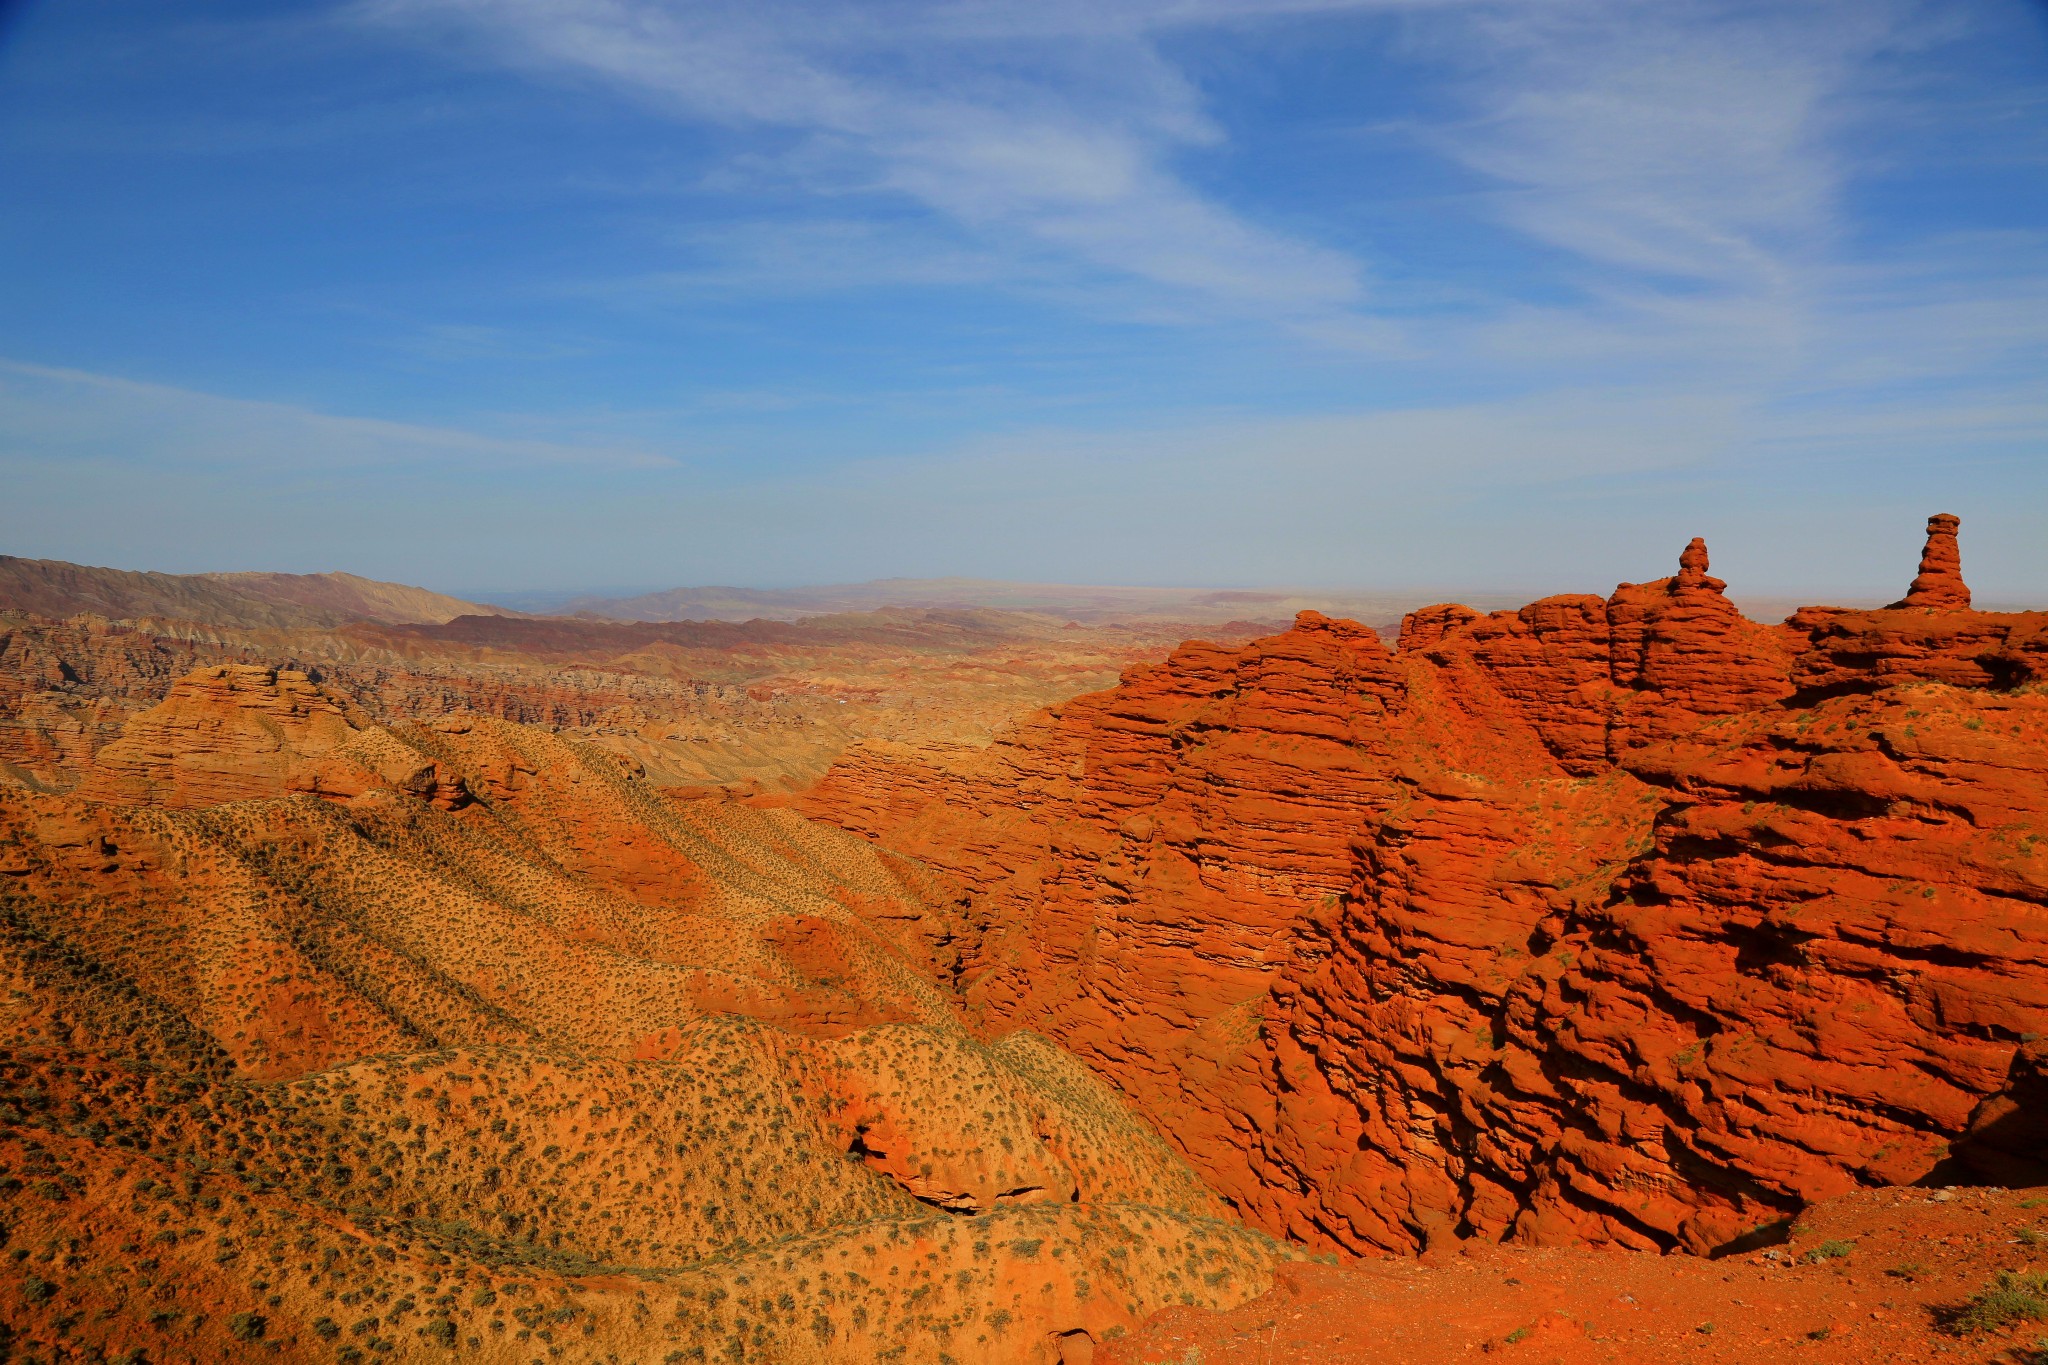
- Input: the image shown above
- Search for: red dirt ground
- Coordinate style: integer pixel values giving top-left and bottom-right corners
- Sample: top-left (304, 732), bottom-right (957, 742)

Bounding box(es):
top-left (1104, 1184), bottom-right (2048, 1364)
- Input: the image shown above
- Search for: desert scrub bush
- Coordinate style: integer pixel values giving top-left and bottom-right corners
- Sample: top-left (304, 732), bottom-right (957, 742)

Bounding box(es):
top-left (1945, 1271), bottom-right (2048, 1335)
top-left (1799, 1239), bottom-right (1854, 1264)
top-left (228, 1311), bottom-right (266, 1340)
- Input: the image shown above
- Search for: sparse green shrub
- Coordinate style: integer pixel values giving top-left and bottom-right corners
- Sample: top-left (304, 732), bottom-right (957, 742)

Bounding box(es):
top-left (1947, 1271), bottom-right (2048, 1335)
top-left (1799, 1239), bottom-right (1853, 1264)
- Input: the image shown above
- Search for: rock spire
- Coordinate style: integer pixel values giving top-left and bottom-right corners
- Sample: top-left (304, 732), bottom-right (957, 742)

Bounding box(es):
top-left (1894, 512), bottom-right (1971, 610)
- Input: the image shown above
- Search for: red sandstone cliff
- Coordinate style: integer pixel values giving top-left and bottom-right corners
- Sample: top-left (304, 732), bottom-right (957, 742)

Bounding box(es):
top-left (801, 515), bottom-right (2048, 1256)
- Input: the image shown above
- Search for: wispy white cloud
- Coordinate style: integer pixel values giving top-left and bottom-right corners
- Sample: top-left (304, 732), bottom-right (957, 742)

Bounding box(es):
top-left (354, 0), bottom-right (1372, 325)
top-left (350, 0), bottom-right (2024, 378)
top-left (1378, 0), bottom-right (2048, 402)
top-left (1425, 1), bottom-right (1890, 288)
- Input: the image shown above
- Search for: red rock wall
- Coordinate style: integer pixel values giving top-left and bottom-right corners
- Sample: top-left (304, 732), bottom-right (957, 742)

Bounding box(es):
top-left (802, 519), bottom-right (2048, 1255)
top-left (805, 613), bottom-right (1420, 1162)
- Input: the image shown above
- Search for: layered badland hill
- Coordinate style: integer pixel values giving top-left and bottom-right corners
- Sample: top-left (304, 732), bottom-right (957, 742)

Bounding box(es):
top-left (0, 565), bottom-right (1303, 1362)
top-left (0, 662), bottom-right (1290, 1363)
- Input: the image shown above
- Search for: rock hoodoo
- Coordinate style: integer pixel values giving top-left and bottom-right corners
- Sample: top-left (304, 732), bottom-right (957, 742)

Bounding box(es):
top-left (1894, 510), bottom-right (1971, 609)
top-left (1675, 534), bottom-right (1714, 589)
top-left (804, 514), bottom-right (2048, 1257)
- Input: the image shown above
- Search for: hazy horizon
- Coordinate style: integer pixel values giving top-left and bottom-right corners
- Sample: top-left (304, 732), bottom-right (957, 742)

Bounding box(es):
top-left (19, 544), bottom-right (2028, 618)
top-left (454, 575), bottom-right (1923, 610)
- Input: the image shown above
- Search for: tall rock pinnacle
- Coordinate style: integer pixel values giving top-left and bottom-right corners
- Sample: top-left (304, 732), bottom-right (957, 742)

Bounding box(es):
top-left (1894, 512), bottom-right (1971, 610)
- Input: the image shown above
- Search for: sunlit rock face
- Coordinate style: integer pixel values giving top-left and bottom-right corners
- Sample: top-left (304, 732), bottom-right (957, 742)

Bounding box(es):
top-left (806, 516), bottom-right (2048, 1256)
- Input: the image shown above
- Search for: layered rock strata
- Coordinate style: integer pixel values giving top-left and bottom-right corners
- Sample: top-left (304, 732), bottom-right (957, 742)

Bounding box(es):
top-left (802, 516), bottom-right (2048, 1255)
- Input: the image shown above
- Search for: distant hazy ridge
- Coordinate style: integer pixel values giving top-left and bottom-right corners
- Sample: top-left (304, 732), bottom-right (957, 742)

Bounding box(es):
top-left (0, 555), bottom-right (518, 629)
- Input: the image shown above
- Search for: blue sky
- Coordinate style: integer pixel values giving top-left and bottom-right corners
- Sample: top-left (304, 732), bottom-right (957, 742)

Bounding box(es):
top-left (0, 0), bottom-right (2044, 599)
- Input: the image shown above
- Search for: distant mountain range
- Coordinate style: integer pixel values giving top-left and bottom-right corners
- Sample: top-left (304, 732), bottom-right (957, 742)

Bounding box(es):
top-left (0, 555), bottom-right (520, 629)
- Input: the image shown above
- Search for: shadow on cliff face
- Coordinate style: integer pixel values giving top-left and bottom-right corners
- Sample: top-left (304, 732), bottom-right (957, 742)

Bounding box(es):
top-left (1954, 1039), bottom-right (2048, 1187)
top-left (1705, 1216), bottom-right (1795, 1258)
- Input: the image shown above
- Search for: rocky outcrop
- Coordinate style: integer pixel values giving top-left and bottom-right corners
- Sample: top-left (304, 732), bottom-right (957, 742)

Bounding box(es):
top-left (67, 663), bottom-right (505, 810)
top-left (1401, 536), bottom-right (1794, 774)
top-left (1784, 601), bottom-right (2047, 695)
top-left (77, 664), bottom-right (382, 807)
top-left (803, 517), bottom-right (2048, 1257)
top-left (0, 611), bottom-right (235, 789)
